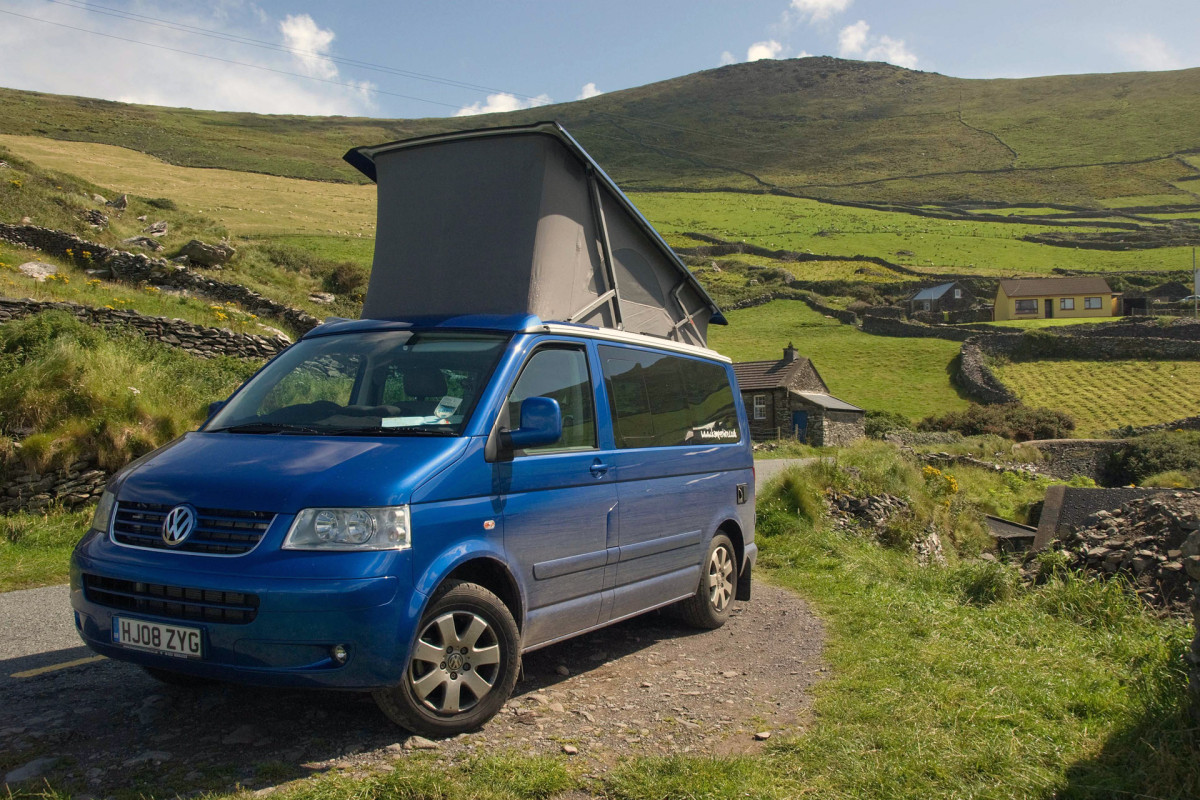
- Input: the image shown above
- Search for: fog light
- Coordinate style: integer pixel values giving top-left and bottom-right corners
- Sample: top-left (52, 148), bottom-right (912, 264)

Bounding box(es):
top-left (331, 644), bottom-right (349, 664)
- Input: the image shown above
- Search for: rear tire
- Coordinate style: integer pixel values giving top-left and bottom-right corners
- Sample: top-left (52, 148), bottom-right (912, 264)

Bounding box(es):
top-left (374, 580), bottom-right (520, 737)
top-left (679, 534), bottom-right (736, 629)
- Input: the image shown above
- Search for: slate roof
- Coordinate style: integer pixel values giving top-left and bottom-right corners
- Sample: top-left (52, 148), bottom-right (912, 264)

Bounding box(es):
top-left (910, 282), bottom-right (959, 302)
top-left (795, 392), bottom-right (864, 412)
top-left (998, 277), bottom-right (1112, 298)
top-left (732, 357), bottom-right (815, 390)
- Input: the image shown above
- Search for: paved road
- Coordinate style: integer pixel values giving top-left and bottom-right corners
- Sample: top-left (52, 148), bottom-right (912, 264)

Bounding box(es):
top-left (754, 456), bottom-right (817, 484)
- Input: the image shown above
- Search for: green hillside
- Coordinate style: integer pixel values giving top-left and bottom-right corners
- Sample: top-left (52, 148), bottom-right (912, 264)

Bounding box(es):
top-left (3, 57), bottom-right (1199, 209)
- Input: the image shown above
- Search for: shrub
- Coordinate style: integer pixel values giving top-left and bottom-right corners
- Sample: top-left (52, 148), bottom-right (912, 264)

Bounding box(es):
top-left (1107, 430), bottom-right (1200, 486)
top-left (324, 261), bottom-right (368, 295)
top-left (864, 409), bottom-right (912, 438)
top-left (144, 197), bottom-right (178, 210)
top-left (918, 403), bottom-right (1074, 441)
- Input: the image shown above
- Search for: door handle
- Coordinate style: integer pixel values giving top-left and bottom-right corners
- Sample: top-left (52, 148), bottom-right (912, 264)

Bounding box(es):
top-left (589, 461), bottom-right (610, 477)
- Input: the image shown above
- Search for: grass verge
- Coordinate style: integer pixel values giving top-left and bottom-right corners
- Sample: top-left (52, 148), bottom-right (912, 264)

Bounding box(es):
top-left (0, 507), bottom-right (90, 591)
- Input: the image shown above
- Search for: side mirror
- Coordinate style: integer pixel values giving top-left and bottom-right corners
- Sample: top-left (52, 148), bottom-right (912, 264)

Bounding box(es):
top-left (207, 400), bottom-right (226, 418)
top-left (508, 397), bottom-right (562, 450)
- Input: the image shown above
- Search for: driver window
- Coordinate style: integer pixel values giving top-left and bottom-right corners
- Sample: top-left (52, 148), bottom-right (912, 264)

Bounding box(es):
top-left (507, 347), bottom-right (596, 454)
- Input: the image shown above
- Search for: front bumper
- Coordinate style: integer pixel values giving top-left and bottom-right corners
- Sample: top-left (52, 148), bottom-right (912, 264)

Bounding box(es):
top-left (70, 535), bottom-right (421, 689)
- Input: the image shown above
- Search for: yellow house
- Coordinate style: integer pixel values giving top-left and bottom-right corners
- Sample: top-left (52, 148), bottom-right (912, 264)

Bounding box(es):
top-left (993, 277), bottom-right (1117, 321)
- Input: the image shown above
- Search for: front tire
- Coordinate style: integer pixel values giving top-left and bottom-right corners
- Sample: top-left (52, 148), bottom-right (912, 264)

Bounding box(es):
top-left (374, 580), bottom-right (519, 737)
top-left (679, 534), bottom-right (737, 629)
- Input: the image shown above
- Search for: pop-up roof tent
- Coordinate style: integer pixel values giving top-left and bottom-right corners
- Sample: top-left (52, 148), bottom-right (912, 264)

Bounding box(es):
top-left (343, 122), bottom-right (725, 348)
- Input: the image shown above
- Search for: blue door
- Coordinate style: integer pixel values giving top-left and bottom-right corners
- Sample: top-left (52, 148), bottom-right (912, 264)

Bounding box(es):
top-left (792, 410), bottom-right (808, 442)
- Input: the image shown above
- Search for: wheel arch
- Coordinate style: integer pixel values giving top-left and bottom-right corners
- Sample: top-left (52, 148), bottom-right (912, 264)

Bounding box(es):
top-left (441, 556), bottom-right (525, 633)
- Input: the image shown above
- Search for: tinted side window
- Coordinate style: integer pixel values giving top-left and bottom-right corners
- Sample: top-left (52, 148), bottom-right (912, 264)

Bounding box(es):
top-left (600, 346), bottom-right (740, 449)
top-left (506, 347), bottom-right (596, 453)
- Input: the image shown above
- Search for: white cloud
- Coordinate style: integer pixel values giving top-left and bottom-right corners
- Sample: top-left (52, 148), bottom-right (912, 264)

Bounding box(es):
top-left (865, 35), bottom-right (918, 69)
top-left (280, 14), bottom-right (337, 80)
top-left (747, 40), bottom-right (785, 61)
top-left (1113, 33), bottom-right (1186, 71)
top-left (790, 0), bottom-right (853, 23)
top-left (720, 51), bottom-right (738, 66)
top-left (0, 1), bottom-right (376, 115)
top-left (838, 20), bottom-right (869, 56)
top-left (576, 82), bottom-right (603, 100)
top-left (838, 20), bottom-right (918, 68)
top-left (455, 92), bottom-right (552, 117)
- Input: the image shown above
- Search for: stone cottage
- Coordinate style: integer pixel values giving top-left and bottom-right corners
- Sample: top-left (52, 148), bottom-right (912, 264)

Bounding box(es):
top-left (908, 281), bottom-right (975, 315)
top-left (732, 344), bottom-right (865, 446)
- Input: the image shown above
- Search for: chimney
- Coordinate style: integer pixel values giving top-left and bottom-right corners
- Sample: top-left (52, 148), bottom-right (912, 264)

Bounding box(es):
top-left (783, 342), bottom-right (797, 363)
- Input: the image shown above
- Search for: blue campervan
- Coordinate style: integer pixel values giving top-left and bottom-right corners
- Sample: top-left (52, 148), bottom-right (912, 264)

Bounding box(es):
top-left (69, 124), bottom-right (756, 736)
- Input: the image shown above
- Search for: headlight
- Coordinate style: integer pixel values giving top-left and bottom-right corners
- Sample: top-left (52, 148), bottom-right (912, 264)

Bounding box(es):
top-left (283, 506), bottom-right (411, 551)
top-left (92, 490), bottom-right (116, 533)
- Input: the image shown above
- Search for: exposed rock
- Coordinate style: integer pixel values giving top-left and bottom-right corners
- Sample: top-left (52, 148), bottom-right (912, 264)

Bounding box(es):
top-left (4, 757), bottom-right (59, 784)
top-left (562, 744), bottom-right (578, 755)
top-left (106, 193), bottom-right (128, 211)
top-left (83, 209), bottom-right (109, 228)
top-left (91, 193), bottom-right (108, 204)
top-left (144, 220), bottom-right (169, 236)
top-left (309, 292), bottom-right (336, 305)
top-left (122, 751), bottom-right (172, 767)
top-left (179, 239), bottom-right (236, 267)
top-left (1036, 491), bottom-right (1200, 614)
top-left (17, 261), bottom-right (57, 281)
top-left (404, 736), bottom-right (439, 751)
top-left (122, 235), bottom-right (164, 252)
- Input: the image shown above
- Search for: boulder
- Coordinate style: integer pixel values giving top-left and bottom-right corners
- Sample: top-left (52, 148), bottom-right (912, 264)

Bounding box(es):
top-left (143, 220), bottom-right (169, 237)
top-left (106, 193), bottom-right (128, 210)
top-left (179, 239), bottom-right (235, 267)
top-left (308, 292), bottom-right (336, 305)
top-left (83, 209), bottom-right (109, 228)
top-left (18, 261), bottom-right (57, 281)
top-left (121, 235), bottom-right (164, 252)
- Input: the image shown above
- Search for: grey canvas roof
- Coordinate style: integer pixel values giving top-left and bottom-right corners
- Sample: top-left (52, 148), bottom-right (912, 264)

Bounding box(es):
top-left (731, 357), bottom-right (818, 390)
top-left (998, 277), bottom-right (1112, 298)
top-left (910, 282), bottom-right (959, 302)
top-left (344, 122), bottom-right (724, 347)
top-left (795, 392), bottom-right (864, 412)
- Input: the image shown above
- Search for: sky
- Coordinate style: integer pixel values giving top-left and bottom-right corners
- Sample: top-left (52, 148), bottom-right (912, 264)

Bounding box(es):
top-left (0, 0), bottom-right (1197, 119)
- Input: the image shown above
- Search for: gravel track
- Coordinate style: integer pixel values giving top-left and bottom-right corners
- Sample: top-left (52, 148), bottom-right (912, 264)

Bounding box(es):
top-left (2, 582), bottom-right (824, 795)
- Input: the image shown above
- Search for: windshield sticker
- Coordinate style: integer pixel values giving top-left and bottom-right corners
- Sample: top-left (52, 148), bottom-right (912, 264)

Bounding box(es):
top-left (434, 395), bottom-right (463, 420)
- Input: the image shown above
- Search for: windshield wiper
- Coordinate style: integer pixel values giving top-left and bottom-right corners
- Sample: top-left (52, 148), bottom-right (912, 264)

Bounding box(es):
top-left (208, 422), bottom-right (328, 435)
top-left (326, 425), bottom-right (456, 437)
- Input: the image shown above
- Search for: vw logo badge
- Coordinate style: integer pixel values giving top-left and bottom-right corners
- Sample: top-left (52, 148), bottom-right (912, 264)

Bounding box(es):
top-left (162, 505), bottom-right (197, 546)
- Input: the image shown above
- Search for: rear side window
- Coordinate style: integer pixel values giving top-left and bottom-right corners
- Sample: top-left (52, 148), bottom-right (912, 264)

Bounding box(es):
top-left (599, 346), bottom-right (740, 448)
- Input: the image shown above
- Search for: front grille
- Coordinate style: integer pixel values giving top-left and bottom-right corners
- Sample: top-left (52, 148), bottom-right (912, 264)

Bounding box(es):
top-left (112, 502), bottom-right (274, 555)
top-left (84, 574), bottom-right (260, 624)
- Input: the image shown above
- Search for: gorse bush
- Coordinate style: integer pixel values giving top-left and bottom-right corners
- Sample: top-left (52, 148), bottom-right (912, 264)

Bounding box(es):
top-left (0, 311), bottom-right (256, 473)
top-left (864, 408), bottom-right (912, 438)
top-left (919, 402), bottom-right (1075, 441)
top-left (1107, 430), bottom-right (1200, 486)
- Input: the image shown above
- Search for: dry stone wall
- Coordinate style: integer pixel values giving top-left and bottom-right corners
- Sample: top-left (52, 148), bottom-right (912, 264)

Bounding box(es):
top-left (0, 456), bottom-right (106, 514)
top-left (0, 223), bottom-right (320, 334)
top-left (956, 336), bottom-right (1020, 404)
top-left (861, 315), bottom-right (976, 341)
top-left (0, 298), bottom-right (290, 359)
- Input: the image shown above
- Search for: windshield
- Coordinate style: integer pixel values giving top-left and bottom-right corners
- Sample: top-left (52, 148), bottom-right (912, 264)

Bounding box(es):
top-left (206, 330), bottom-right (509, 436)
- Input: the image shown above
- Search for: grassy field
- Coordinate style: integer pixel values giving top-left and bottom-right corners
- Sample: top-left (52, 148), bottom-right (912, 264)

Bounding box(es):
top-left (634, 191), bottom-right (1199, 275)
top-left (993, 359), bottom-right (1200, 435)
top-left (0, 134), bottom-right (376, 238)
top-left (0, 508), bottom-right (90, 592)
top-left (3, 60), bottom-right (1199, 208)
top-left (0, 242), bottom-right (282, 335)
top-left (709, 300), bottom-right (969, 420)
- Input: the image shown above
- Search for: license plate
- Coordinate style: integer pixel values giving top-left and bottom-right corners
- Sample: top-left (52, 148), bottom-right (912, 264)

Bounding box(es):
top-left (112, 616), bottom-right (203, 659)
